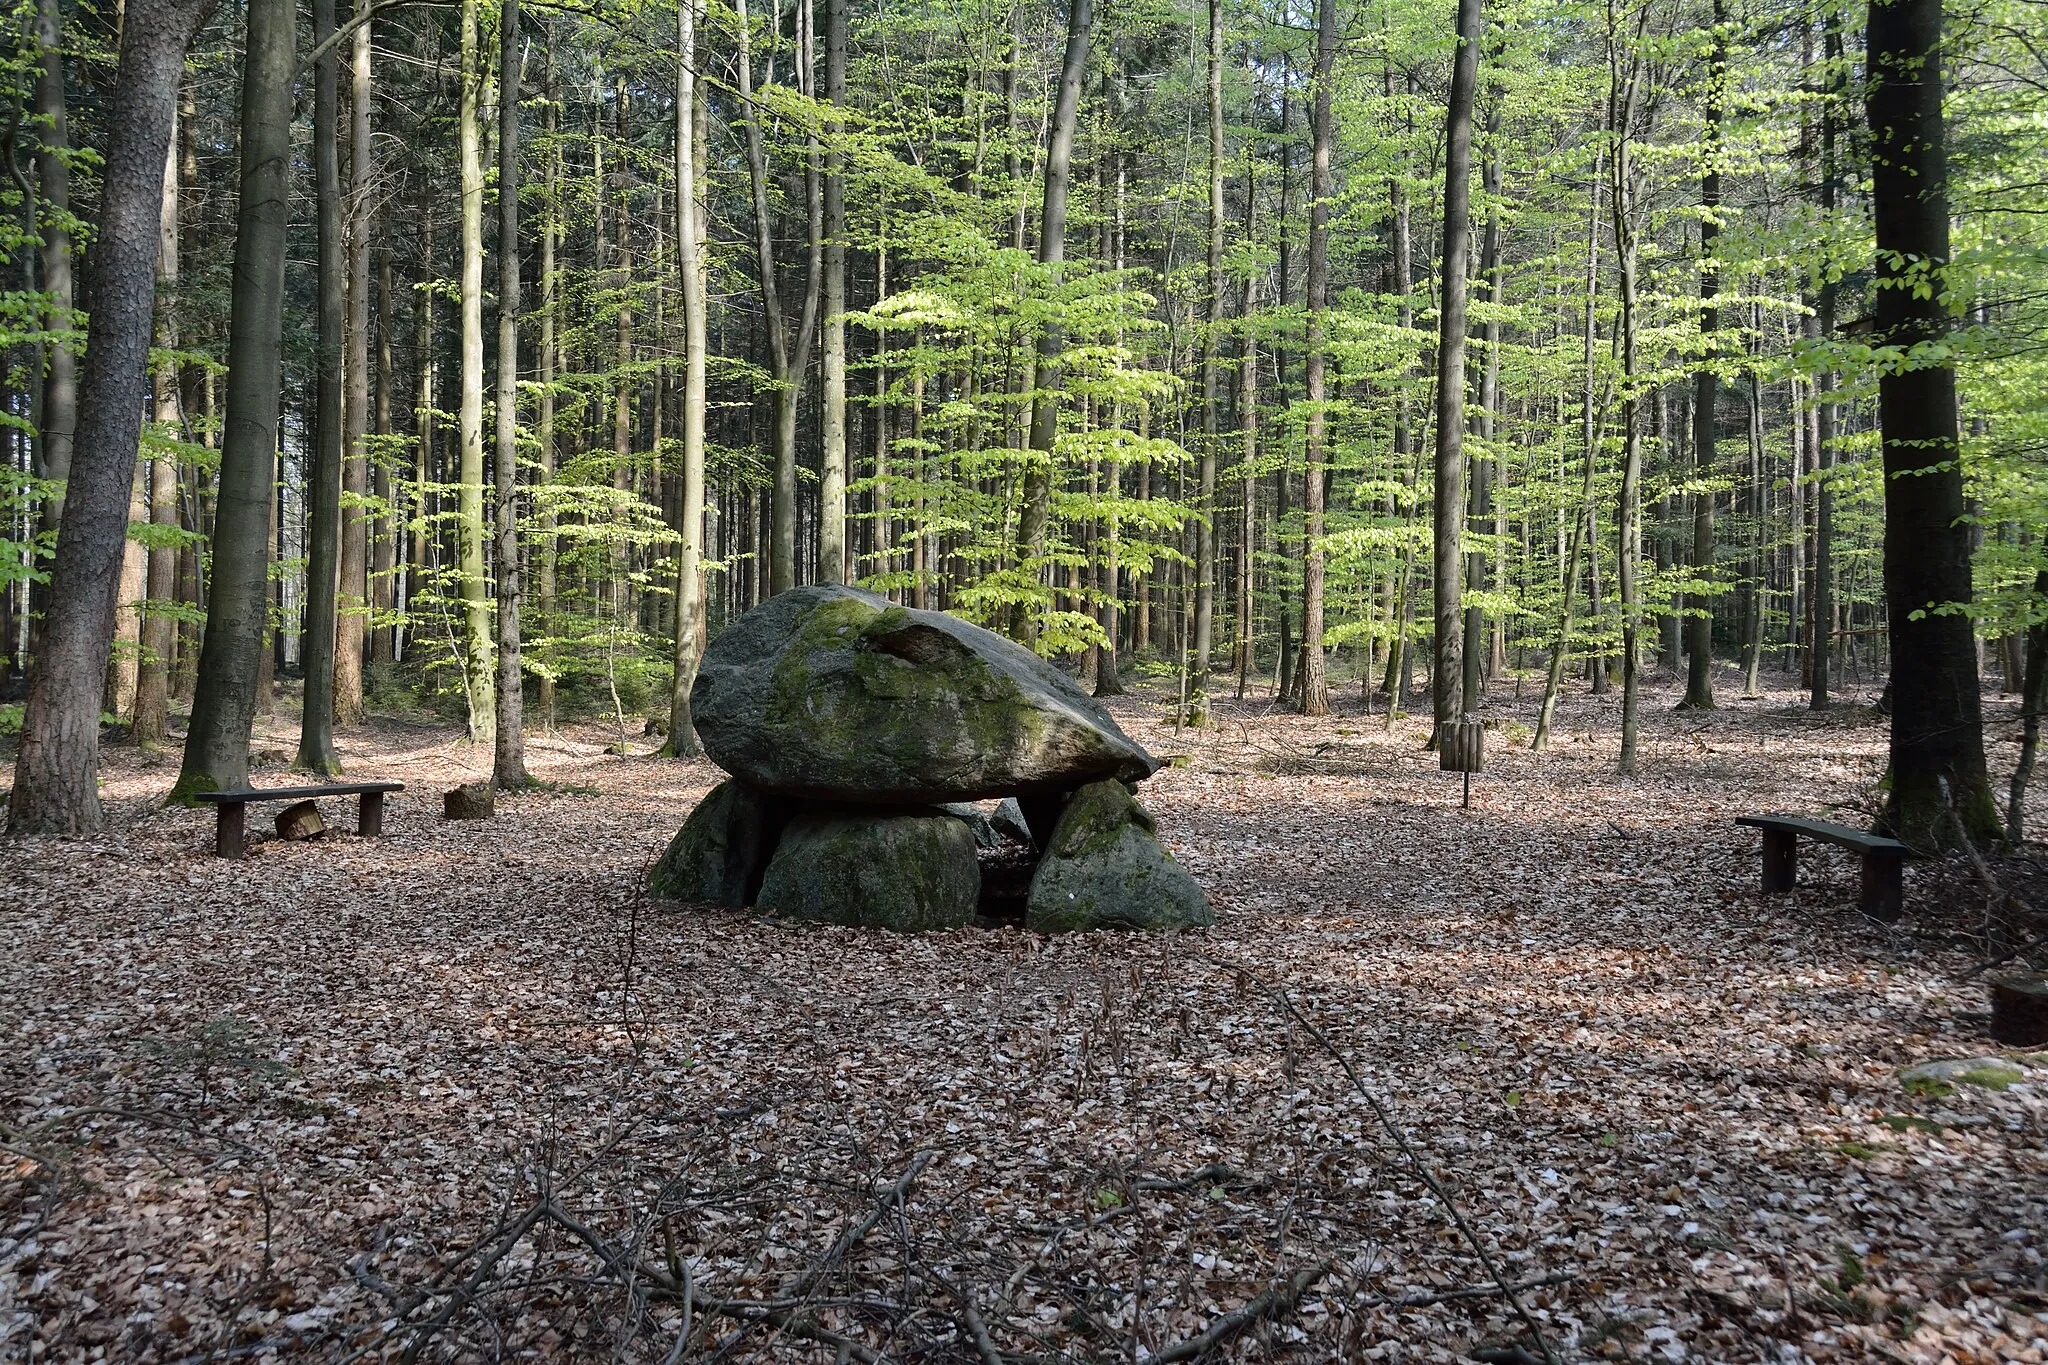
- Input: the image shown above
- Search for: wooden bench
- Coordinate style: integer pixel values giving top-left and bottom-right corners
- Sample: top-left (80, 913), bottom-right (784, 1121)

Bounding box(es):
top-left (1734, 814), bottom-right (1916, 921)
top-left (193, 782), bottom-right (404, 858)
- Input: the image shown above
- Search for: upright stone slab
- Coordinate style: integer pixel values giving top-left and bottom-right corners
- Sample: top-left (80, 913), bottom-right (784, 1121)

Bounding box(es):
top-left (690, 585), bottom-right (1159, 804)
top-left (756, 812), bottom-right (980, 932)
top-left (1026, 780), bottom-right (1213, 933)
top-left (649, 779), bottom-right (786, 908)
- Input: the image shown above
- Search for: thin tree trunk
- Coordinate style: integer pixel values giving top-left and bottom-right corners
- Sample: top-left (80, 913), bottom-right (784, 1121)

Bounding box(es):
top-left (133, 117), bottom-right (181, 749)
top-left (1012, 0), bottom-right (1093, 646)
top-left (819, 0), bottom-right (848, 583)
top-left (1810, 20), bottom-right (1841, 710)
top-left (1298, 0), bottom-right (1335, 716)
top-left (1431, 0), bottom-right (1482, 739)
top-left (666, 0), bottom-right (709, 756)
top-left (2007, 569), bottom-right (2048, 844)
top-left (1609, 6), bottom-right (1647, 773)
top-left (335, 0), bottom-right (374, 724)
top-left (1679, 0), bottom-right (1724, 711)
top-left (33, 0), bottom-right (75, 537)
top-left (1186, 0), bottom-right (1224, 724)
top-left (493, 0), bottom-right (529, 787)
top-left (535, 66), bottom-right (559, 722)
top-left (296, 0), bottom-right (346, 776)
top-left (456, 0), bottom-right (495, 746)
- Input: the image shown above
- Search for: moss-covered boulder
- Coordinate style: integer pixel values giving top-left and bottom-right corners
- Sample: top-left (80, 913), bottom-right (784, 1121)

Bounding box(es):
top-left (690, 585), bottom-right (1159, 804)
top-left (1025, 780), bottom-right (1213, 933)
top-left (648, 779), bottom-right (786, 908)
top-left (755, 812), bottom-right (980, 931)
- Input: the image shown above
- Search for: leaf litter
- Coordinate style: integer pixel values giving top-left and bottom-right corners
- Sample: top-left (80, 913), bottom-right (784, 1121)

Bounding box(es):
top-left (1, 670), bottom-right (2044, 1362)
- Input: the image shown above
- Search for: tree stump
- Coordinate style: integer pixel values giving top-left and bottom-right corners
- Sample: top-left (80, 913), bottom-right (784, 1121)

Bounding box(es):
top-left (275, 800), bottom-right (325, 841)
top-left (1989, 974), bottom-right (2048, 1047)
top-left (444, 782), bottom-right (495, 820)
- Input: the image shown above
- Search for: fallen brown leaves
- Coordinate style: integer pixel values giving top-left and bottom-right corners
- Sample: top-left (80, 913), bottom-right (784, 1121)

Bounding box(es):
top-left (2, 667), bottom-right (2044, 1362)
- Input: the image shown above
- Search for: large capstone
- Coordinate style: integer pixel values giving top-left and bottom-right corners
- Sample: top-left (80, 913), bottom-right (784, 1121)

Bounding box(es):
top-left (649, 779), bottom-right (786, 908)
top-left (690, 585), bottom-right (1160, 804)
top-left (1025, 780), bottom-right (1214, 933)
top-left (755, 811), bottom-right (980, 932)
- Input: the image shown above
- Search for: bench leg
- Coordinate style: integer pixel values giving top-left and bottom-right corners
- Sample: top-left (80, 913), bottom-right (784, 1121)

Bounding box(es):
top-left (360, 790), bottom-right (385, 837)
top-left (1860, 852), bottom-right (1904, 922)
top-left (215, 802), bottom-right (247, 859)
top-left (1761, 829), bottom-right (1797, 893)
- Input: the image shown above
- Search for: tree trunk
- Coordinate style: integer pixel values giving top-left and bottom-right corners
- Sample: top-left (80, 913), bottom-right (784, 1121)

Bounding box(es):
top-left (1298, 0), bottom-right (1335, 717)
top-left (11, 0), bottom-right (219, 832)
top-left (818, 0), bottom-right (848, 584)
top-left (296, 0), bottom-right (346, 777)
top-left (106, 458), bottom-right (147, 718)
top-left (133, 119), bottom-right (182, 749)
top-left (1867, 0), bottom-right (2000, 849)
top-left (1679, 0), bottom-right (1723, 711)
top-left (33, 0), bottom-right (75, 536)
top-left (1810, 19), bottom-right (1841, 710)
top-left (456, 0), bottom-right (495, 746)
top-left (535, 67), bottom-right (558, 722)
top-left (1013, 0), bottom-right (1093, 646)
top-left (1609, 17), bottom-right (1646, 773)
top-left (1186, 0), bottom-right (1224, 724)
top-left (2006, 570), bottom-right (2048, 844)
top-left (335, 0), bottom-right (374, 725)
top-left (1431, 0), bottom-right (1482, 740)
top-left (493, 0), bottom-right (529, 788)
top-left (1463, 118), bottom-right (1501, 709)
top-left (666, 0), bottom-right (709, 756)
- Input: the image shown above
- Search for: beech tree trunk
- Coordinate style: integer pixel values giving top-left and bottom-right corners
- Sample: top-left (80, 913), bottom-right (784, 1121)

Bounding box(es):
top-left (493, 0), bottom-right (530, 787)
top-left (335, 0), bottom-right (374, 725)
top-left (1867, 0), bottom-right (2000, 849)
top-left (457, 0), bottom-right (495, 745)
top-left (33, 0), bottom-right (74, 534)
top-left (819, 0), bottom-right (849, 583)
top-left (133, 122), bottom-right (182, 749)
top-left (666, 0), bottom-right (709, 756)
top-left (1679, 0), bottom-right (1724, 711)
top-left (10, 0), bottom-right (219, 832)
top-left (1186, 0), bottom-right (1223, 725)
top-left (296, 0), bottom-right (345, 776)
top-left (1013, 0), bottom-right (1093, 646)
top-left (1297, 0), bottom-right (1335, 716)
top-left (1431, 0), bottom-right (1483, 739)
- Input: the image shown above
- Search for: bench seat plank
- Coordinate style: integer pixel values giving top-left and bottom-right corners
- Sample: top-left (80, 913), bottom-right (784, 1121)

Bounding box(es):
top-left (194, 781), bottom-right (404, 804)
top-left (1734, 814), bottom-right (1912, 858)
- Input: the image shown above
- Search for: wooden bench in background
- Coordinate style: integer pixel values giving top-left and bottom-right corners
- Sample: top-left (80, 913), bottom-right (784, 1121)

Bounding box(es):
top-left (1735, 813), bottom-right (1917, 921)
top-left (193, 782), bottom-right (404, 858)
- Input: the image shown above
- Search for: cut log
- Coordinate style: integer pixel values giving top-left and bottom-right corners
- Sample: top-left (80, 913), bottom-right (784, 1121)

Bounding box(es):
top-left (444, 781), bottom-right (495, 820)
top-left (1989, 974), bottom-right (2048, 1047)
top-left (275, 800), bottom-right (325, 841)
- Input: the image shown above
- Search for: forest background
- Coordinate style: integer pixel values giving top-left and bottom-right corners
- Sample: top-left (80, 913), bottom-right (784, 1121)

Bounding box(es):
top-left (0, 0), bottom-right (2042, 848)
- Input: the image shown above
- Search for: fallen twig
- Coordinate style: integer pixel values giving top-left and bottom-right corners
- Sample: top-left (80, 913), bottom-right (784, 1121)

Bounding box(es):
top-left (1148, 1259), bottom-right (1333, 1363)
top-left (1198, 954), bottom-right (1563, 1365)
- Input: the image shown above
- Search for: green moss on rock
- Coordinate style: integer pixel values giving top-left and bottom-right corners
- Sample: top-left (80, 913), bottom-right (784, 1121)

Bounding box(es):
top-left (1025, 780), bottom-right (1213, 934)
top-left (649, 779), bottom-right (785, 907)
top-left (690, 585), bottom-right (1158, 804)
top-left (755, 811), bottom-right (980, 932)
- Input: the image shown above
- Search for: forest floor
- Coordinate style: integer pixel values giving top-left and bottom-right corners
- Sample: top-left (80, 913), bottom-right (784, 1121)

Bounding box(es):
top-left (3, 663), bottom-right (2047, 1364)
